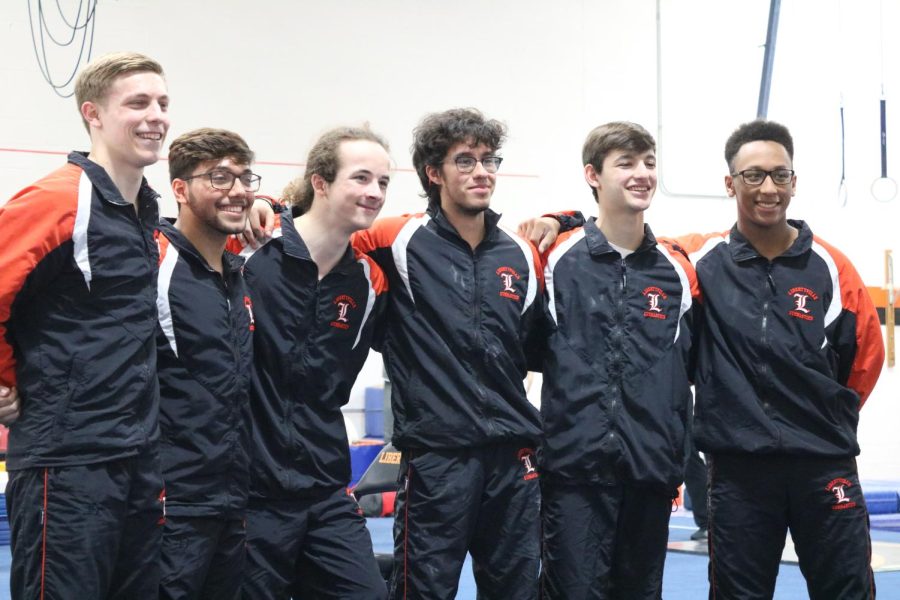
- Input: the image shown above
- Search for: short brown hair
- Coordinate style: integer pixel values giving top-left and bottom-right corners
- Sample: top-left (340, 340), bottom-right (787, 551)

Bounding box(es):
top-left (168, 128), bottom-right (254, 182)
top-left (74, 52), bottom-right (165, 132)
top-left (582, 122), bottom-right (656, 200)
top-left (292, 125), bottom-right (389, 215)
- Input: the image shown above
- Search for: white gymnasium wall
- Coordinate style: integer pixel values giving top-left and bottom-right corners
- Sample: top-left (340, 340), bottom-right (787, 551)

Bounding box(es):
top-left (1, 1), bottom-right (897, 478)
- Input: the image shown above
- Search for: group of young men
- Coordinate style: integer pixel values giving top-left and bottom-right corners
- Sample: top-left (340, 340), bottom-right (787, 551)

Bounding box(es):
top-left (0, 50), bottom-right (885, 600)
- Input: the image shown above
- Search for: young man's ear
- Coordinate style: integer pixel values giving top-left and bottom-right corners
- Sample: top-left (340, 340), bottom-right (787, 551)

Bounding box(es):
top-left (584, 163), bottom-right (601, 192)
top-left (425, 164), bottom-right (443, 187)
top-left (171, 179), bottom-right (189, 206)
top-left (311, 173), bottom-right (328, 196)
top-left (724, 175), bottom-right (736, 197)
top-left (80, 101), bottom-right (100, 130)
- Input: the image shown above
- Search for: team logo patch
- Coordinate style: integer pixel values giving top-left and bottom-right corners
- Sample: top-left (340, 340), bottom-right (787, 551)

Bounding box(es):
top-left (788, 286), bottom-right (818, 321)
top-left (244, 296), bottom-right (256, 331)
top-left (330, 294), bottom-right (358, 330)
top-left (642, 286), bottom-right (668, 320)
top-left (517, 448), bottom-right (539, 481)
top-left (496, 266), bottom-right (521, 301)
top-left (826, 478), bottom-right (858, 511)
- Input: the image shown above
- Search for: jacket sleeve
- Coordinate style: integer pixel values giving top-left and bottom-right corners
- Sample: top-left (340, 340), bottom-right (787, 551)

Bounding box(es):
top-left (543, 210), bottom-right (585, 233)
top-left (0, 169), bottom-right (79, 386)
top-left (355, 251), bottom-right (389, 353)
top-left (351, 216), bottom-right (406, 266)
top-left (521, 237), bottom-right (548, 372)
top-left (661, 231), bottom-right (729, 257)
top-left (663, 243), bottom-right (702, 384)
top-left (835, 255), bottom-right (884, 407)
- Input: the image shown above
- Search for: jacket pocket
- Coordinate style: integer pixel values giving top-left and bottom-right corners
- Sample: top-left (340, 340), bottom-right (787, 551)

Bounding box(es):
top-left (51, 357), bottom-right (85, 440)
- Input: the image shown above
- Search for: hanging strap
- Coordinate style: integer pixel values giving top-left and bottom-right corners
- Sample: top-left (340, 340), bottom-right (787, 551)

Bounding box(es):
top-left (871, 0), bottom-right (897, 201)
top-left (838, 98), bottom-right (848, 206)
top-left (872, 93), bottom-right (897, 202)
top-left (880, 96), bottom-right (888, 178)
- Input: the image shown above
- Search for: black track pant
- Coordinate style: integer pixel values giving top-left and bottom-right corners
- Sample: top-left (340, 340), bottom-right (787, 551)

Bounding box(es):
top-left (684, 443), bottom-right (708, 529)
top-left (160, 515), bottom-right (245, 600)
top-left (6, 451), bottom-right (164, 600)
top-left (389, 442), bottom-right (541, 600)
top-left (708, 454), bottom-right (875, 600)
top-left (540, 480), bottom-right (674, 600)
top-left (241, 487), bottom-right (386, 600)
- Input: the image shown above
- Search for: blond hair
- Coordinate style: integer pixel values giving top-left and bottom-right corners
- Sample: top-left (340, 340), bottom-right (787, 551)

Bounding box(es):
top-left (74, 52), bottom-right (164, 132)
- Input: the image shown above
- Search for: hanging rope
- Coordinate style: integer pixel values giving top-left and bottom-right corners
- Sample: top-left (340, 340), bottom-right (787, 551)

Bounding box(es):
top-left (27, 0), bottom-right (98, 98)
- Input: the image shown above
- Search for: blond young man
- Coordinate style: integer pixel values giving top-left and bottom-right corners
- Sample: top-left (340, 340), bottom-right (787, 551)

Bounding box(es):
top-left (0, 52), bottom-right (169, 599)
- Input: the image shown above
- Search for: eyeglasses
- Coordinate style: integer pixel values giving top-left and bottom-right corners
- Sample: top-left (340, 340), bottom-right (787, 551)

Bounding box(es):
top-left (449, 156), bottom-right (503, 174)
top-left (732, 169), bottom-right (794, 186)
top-left (183, 169), bottom-right (262, 192)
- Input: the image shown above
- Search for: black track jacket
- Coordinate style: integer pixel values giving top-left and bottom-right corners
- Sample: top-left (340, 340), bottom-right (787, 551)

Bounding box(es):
top-left (352, 206), bottom-right (544, 450)
top-left (156, 220), bottom-right (254, 517)
top-left (1, 152), bottom-right (160, 469)
top-left (677, 221), bottom-right (883, 457)
top-left (535, 219), bottom-right (699, 489)
top-left (239, 214), bottom-right (388, 497)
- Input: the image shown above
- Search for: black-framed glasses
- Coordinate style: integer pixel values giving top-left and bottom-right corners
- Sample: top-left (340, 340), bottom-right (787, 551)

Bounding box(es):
top-left (183, 169), bottom-right (261, 192)
top-left (732, 169), bottom-right (794, 186)
top-left (449, 156), bottom-right (503, 174)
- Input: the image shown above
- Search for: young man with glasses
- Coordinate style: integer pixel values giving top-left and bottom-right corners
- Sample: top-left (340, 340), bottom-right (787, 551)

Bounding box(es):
top-left (156, 128), bottom-right (259, 599)
top-left (352, 107), bottom-right (544, 599)
top-left (530, 122), bottom-right (699, 599)
top-left (0, 52), bottom-right (169, 599)
top-left (238, 126), bottom-right (390, 599)
top-left (677, 119), bottom-right (883, 599)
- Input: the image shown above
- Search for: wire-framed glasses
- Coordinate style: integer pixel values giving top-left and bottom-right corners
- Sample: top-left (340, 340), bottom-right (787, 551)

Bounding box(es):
top-left (183, 169), bottom-right (262, 192)
top-left (450, 156), bottom-right (503, 174)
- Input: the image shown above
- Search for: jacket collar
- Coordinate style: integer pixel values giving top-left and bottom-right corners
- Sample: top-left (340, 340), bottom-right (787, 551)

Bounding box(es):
top-left (68, 151), bottom-right (159, 213)
top-left (279, 213), bottom-right (357, 272)
top-left (156, 218), bottom-right (244, 275)
top-left (728, 219), bottom-right (812, 262)
top-left (426, 202), bottom-right (503, 243)
top-left (583, 217), bottom-right (658, 257)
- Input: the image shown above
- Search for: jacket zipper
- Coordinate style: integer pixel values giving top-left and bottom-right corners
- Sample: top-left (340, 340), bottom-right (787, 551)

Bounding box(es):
top-left (471, 247), bottom-right (492, 432)
top-left (759, 263), bottom-right (777, 414)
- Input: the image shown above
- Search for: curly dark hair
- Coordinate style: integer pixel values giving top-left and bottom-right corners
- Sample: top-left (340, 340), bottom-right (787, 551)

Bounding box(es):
top-left (724, 119), bottom-right (794, 172)
top-left (411, 108), bottom-right (507, 206)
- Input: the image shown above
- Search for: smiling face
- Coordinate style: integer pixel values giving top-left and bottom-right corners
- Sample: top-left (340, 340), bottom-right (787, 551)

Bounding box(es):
top-left (427, 141), bottom-right (497, 218)
top-left (725, 140), bottom-right (796, 235)
top-left (587, 148), bottom-right (657, 216)
top-left (81, 70), bottom-right (170, 175)
top-left (313, 139), bottom-right (391, 234)
top-left (173, 157), bottom-right (253, 237)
